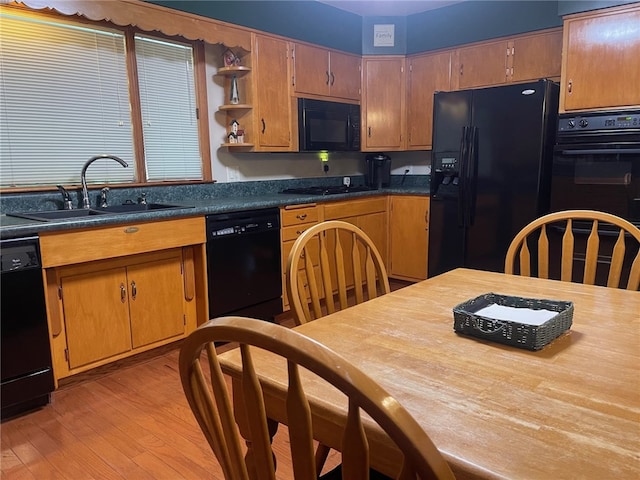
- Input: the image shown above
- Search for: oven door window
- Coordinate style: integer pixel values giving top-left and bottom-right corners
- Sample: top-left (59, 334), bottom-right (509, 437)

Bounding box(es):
top-left (551, 151), bottom-right (640, 223)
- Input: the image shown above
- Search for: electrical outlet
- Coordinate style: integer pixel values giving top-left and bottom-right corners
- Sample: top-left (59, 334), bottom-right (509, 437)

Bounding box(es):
top-left (404, 166), bottom-right (413, 175)
top-left (343, 176), bottom-right (351, 187)
top-left (227, 166), bottom-right (238, 182)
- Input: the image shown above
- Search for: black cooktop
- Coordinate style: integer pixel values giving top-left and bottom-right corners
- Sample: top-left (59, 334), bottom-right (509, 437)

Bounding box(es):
top-left (280, 185), bottom-right (374, 196)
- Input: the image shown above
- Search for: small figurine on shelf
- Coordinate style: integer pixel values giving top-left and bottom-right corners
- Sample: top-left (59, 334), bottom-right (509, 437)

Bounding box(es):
top-left (228, 119), bottom-right (240, 144)
top-left (223, 49), bottom-right (241, 67)
top-left (230, 75), bottom-right (240, 104)
top-left (237, 129), bottom-right (245, 144)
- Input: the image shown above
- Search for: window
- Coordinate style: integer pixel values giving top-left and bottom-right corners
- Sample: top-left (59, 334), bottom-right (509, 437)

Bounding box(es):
top-left (0, 10), bottom-right (205, 189)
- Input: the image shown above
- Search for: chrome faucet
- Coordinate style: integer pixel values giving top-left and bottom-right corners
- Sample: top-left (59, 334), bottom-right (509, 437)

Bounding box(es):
top-left (81, 155), bottom-right (128, 209)
top-left (57, 185), bottom-right (74, 210)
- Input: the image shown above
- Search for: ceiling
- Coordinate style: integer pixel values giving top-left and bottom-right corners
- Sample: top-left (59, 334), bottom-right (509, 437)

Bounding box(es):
top-left (318, 0), bottom-right (463, 17)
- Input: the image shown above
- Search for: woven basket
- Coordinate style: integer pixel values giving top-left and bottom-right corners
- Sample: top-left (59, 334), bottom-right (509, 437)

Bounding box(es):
top-left (453, 293), bottom-right (573, 351)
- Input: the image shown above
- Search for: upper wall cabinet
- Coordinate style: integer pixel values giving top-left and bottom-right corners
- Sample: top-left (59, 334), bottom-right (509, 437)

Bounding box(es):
top-left (452, 28), bottom-right (562, 90)
top-left (406, 50), bottom-right (453, 150)
top-left (292, 43), bottom-right (361, 101)
top-left (252, 34), bottom-right (295, 151)
top-left (361, 56), bottom-right (406, 151)
top-left (560, 4), bottom-right (640, 112)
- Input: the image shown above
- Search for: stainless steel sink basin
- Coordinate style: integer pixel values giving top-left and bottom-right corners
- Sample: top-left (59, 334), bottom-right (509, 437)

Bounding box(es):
top-left (94, 203), bottom-right (186, 214)
top-left (6, 203), bottom-right (190, 222)
top-left (6, 209), bottom-right (111, 222)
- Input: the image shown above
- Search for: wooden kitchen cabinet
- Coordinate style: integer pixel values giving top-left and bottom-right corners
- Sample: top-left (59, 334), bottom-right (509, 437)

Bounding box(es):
top-left (361, 56), bottom-right (406, 151)
top-left (58, 251), bottom-right (186, 370)
top-left (388, 195), bottom-right (430, 281)
top-left (560, 3), bottom-right (640, 112)
top-left (454, 38), bottom-right (510, 90)
top-left (453, 28), bottom-right (562, 90)
top-left (511, 28), bottom-right (562, 83)
top-left (252, 34), bottom-right (295, 151)
top-left (292, 43), bottom-right (361, 101)
top-left (40, 217), bottom-right (206, 380)
top-left (406, 50), bottom-right (453, 150)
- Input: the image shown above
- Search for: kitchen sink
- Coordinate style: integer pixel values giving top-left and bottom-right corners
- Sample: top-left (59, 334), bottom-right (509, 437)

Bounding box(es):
top-left (6, 203), bottom-right (191, 222)
top-left (94, 203), bottom-right (186, 214)
top-left (6, 209), bottom-right (111, 222)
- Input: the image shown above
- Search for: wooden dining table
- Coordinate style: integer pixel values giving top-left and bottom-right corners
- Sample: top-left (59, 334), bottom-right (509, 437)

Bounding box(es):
top-left (218, 268), bottom-right (640, 479)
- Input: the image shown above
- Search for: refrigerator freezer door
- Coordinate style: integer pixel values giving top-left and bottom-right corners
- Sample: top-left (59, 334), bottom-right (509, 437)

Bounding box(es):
top-left (428, 91), bottom-right (472, 277)
top-left (464, 80), bottom-right (558, 272)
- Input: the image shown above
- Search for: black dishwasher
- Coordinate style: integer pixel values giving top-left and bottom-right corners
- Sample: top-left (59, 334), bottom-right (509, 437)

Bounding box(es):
top-left (1, 237), bottom-right (55, 420)
top-left (206, 208), bottom-right (282, 321)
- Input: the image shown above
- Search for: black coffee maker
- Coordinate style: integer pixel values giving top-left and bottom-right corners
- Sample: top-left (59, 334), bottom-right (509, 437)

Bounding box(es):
top-left (365, 153), bottom-right (391, 189)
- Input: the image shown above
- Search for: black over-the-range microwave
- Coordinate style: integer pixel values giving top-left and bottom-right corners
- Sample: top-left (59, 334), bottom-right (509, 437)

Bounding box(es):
top-left (298, 98), bottom-right (360, 152)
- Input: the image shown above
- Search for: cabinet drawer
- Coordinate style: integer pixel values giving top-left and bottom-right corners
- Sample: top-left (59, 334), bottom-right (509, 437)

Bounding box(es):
top-left (282, 223), bottom-right (318, 242)
top-left (281, 205), bottom-right (320, 226)
top-left (40, 217), bottom-right (205, 267)
top-left (323, 197), bottom-right (387, 219)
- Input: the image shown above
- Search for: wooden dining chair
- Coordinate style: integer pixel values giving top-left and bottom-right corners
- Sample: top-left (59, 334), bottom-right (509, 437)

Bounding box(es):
top-left (505, 210), bottom-right (640, 290)
top-left (179, 316), bottom-right (455, 480)
top-left (286, 220), bottom-right (391, 326)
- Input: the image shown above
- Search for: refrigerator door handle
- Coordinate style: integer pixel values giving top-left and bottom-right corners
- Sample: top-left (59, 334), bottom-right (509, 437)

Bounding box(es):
top-left (467, 126), bottom-right (479, 226)
top-left (458, 126), bottom-right (471, 227)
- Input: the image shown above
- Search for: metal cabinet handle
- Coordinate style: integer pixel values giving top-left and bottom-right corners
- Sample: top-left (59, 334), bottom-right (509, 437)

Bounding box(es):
top-left (120, 283), bottom-right (126, 303)
top-left (460, 64), bottom-right (463, 76)
top-left (261, 118), bottom-right (266, 134)
top-left (296, 229), bottom-right (305, 235)
top-left (330, 72), bottom-right (335, 86)
top-left (325, 71), bottom-right (330, 85)
top-left (568, 80), bottom-right (572, 94)
top-left (296, 213), bottom-right (307, 220)
top-left (368, 127), bottom-right (372, 138)
top-left (131, 280), bottom-right (137, 300)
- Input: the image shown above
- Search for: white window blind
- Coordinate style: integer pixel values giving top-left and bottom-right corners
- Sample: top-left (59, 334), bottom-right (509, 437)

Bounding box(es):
top-left (135, 35), bottom-right (202, 181)
top-left (0, 12), bottom-right (135, 188)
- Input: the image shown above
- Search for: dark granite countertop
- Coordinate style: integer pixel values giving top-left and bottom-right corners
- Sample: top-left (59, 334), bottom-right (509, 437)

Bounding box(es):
top-left (0, 177), bottom-right (429, 240)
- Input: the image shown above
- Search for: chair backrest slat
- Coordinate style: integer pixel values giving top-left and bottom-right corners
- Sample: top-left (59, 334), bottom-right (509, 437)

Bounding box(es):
top-left (583, 220), bottom-right (600, 285)
top-left (505, 210), bottom-right (640, 290)
top-left (179, 317), bottom-right (456, 480)
top-left (286, 361), bottom-right (317, 480)
top-left (561, 219), bottom-right (575, 282)
top-left (538, 225), bottom-right (549, 279)
top-left (240, 344), bottom-right (277, 479)
top-left (608, 230), bottom-right (627, 288)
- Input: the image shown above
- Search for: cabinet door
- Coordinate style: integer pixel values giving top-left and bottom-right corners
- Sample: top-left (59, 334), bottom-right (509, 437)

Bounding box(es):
top-left (329, 51), bottom-right (361, 101)
top-left (292, 43), bottom-right (330, 97)
top-left (357, 211), bottom-right (388, 268)
top-left (128, 255), bottom-right (186, 348)
top-left (254, 34), bottom-right (293, 150)
top-left (561, 5), bottom-right (640, 111)
top-left (511, 29), bottom-right (562, 83)
top-left (61, 267), bottom-right (131, 369)
top-left (455, 40), bottom-right (509, 90)
top-left (389, 196), bottom-right (429, 281)
top-left (362, 57), bottom-right (406, 151)
top-left (407, 51), bottom-right (452, 150)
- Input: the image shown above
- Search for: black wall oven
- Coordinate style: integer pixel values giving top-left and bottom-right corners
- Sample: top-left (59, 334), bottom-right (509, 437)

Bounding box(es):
top-left (550, 109), bottom-right (640, 286)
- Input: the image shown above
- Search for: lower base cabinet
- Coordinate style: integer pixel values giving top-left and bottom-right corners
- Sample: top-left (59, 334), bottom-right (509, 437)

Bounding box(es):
top-left (40, 217), bottom-right (206, 382)
top-left (60, 251), bottom-right (186, 369)
top-left (389, 195), bottom-right (430, 281)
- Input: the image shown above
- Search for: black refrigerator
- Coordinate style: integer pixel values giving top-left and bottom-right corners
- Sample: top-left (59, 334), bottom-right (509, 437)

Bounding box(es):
top-left (428, 79), bottom-right (559, 277)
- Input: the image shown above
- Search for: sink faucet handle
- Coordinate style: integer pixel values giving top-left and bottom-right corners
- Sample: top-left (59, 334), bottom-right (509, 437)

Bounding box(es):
top-left (57, 185), bottom-right (74, 210)
top-left (138, 192), bottom-right (147, 205)
top-left (100, 187), bottom-right (110, 208)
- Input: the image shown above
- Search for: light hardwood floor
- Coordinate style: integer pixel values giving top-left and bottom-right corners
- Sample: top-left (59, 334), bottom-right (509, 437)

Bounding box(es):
top-left (1, 280), bottom-right (411, 479)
